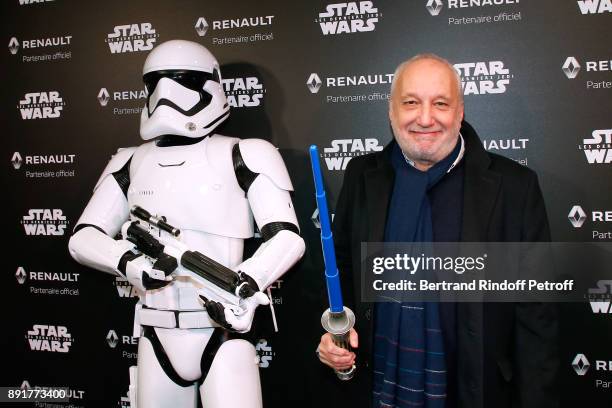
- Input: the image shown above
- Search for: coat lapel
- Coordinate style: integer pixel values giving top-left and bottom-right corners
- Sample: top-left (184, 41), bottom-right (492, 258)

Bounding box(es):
top-left (457, 122), bottom-right (502, 408)
top-left (460, 122), bottom-right (502, 242)
top-left (461, 165), bottom-right (501, 241)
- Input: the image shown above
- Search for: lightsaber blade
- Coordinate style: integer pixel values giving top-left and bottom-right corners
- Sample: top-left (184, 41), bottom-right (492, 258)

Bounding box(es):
top-left (309, 145), bottom-right (356, 381)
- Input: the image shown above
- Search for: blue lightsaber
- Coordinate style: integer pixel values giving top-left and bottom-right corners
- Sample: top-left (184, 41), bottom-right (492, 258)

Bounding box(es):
top-left (309, 145), bottom-right (344, 313)
top-left (309, 145), bottom-right (356, 381)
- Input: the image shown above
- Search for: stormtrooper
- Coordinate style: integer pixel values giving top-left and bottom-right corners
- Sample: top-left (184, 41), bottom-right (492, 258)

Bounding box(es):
top-left (68, 40), bottom-right (305, 407)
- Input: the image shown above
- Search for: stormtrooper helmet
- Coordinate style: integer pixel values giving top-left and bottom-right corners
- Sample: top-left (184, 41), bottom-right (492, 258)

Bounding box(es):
top-left (140, 40), bottom-right (229, 140)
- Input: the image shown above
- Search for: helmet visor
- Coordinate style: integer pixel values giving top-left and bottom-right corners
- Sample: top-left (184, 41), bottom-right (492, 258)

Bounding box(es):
top-left (144, 70), bottom-right (219, 117)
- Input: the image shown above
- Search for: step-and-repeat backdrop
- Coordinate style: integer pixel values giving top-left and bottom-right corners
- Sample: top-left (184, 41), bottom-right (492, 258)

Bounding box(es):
top-left (2, 0), bottom-right (611, 407)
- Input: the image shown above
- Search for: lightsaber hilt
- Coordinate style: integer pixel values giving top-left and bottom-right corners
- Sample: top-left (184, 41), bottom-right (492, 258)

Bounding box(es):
top-left (321, 307), bottom-right (356, 381)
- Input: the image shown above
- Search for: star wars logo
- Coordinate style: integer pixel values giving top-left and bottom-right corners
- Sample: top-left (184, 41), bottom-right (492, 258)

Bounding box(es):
top-left (221, 77), bottom-right (265, 108)
top-left (114, 277), bottom-right (138, 298)
top-left (322, 138), bottom-right (383, 170)
top-left (106, 23), bottom-right (158, 54)
top-left (255, 339), bottom-right (274, 368)
top-left (21, 209), bottom-right (69, 236)
top-left (577, 0), bottom-right (612, 14)
top-left (7, 35), bottom-right (71, 55)
top-left (19, 0), bottom-right (55, 4)
top-left (482, 138), bottom-right (528, 150)
top-left (26, 324), bottom-right (72, 353)
top-left (588, 281), bottom-right (612, 314)
top-left (578, 129), bottom-right (612, 164)
top-left (454, 61), bottom-right (512, 95)
top-left (18, 91), bottom-right (65, 119)
top-left (97, 88), bottom-right (147, 107)
top-left (15, 266), bottom-right (79, 285)
top-left (315, 1), bottom-right (382, 35)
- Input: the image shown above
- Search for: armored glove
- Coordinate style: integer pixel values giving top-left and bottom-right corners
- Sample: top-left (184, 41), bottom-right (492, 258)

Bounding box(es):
top-left (200, 273), bottom-right (269, 333)
top-left (119, 250), bottom-right (177, 291)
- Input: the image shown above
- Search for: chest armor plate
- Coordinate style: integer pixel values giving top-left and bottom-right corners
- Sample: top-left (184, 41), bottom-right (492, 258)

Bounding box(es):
top-left (127, 136), bottom-right (253, 238)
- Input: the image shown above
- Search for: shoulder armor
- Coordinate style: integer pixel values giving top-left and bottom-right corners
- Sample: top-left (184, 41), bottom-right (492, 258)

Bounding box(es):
top-left (205, 134), bottom-right (241, 184)
top-left (238, 138), bottom-right (293, 191)
top-left (206, 134), bottom-right (240, 165)
top-left (94, 147), bottom-right (138, 191)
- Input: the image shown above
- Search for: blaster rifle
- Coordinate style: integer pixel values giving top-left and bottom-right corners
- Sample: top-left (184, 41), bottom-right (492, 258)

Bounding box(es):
top-left (123, 206), bottom-right (256, 304)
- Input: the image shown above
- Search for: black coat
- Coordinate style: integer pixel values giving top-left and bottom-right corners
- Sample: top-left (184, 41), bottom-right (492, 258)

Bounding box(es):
top-left (317, 122), bottom-right (558, 408)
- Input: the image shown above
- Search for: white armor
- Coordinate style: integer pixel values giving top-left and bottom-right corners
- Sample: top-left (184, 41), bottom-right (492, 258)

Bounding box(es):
top-left (68, 40), bottom-right (304, 408)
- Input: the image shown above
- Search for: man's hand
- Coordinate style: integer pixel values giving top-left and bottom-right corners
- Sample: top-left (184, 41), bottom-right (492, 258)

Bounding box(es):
top-left (317, 328), bottom-right (358, 371)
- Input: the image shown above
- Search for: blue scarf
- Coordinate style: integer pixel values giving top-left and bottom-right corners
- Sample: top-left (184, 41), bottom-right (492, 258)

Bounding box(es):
top-left (372, 140), bottom-right (461, 408)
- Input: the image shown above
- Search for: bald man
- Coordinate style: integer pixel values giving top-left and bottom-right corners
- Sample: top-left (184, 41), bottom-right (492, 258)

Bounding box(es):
top-left (316, 54), bottom-right (558, 408)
